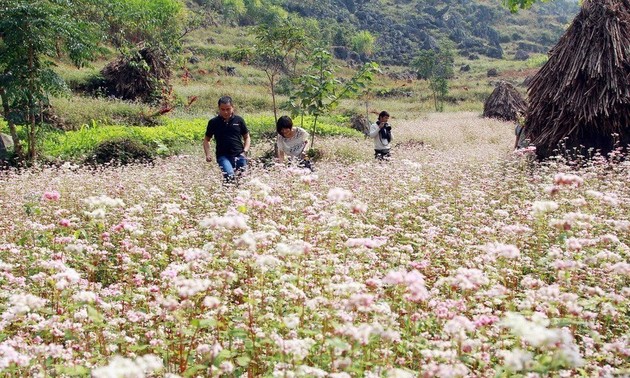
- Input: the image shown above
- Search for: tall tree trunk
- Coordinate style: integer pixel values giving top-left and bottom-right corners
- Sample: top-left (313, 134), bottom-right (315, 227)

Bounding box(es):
top-left (271, 79), bottom-right (277, 123)
top-left (310, 114), bottom-right (318, 150)
top-left (28, 45), bottom-right (37, 161)
top-left (0, 88), bottom-right (24, 159)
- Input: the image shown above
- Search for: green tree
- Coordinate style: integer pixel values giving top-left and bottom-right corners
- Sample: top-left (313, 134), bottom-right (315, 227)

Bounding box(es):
top-left (0, 0), bottom-right (189, 161)
top-left (350, 31), bottom-right (375, 56)
top-left (0, 0), bottom-right (102, 161)
top-left (99, 0), bottom-right (189, 54)
top-left (412, 45), bottom-right (454, 112)
top-left (288, 48), bottom-right (379, 149)
top-left (252, 18), bottom-right (308, 122)
top-left (220, 0), bottom-right (246, 22)
top-left (502, 0), bottom-right (550, 12)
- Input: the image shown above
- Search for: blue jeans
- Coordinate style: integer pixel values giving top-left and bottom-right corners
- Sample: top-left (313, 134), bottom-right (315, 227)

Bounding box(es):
top-left (217, 154), bottom-right (247, 179)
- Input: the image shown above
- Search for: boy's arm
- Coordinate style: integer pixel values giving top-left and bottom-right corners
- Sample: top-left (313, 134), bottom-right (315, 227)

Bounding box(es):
top-left (203, 135), bottom-right (213, 162)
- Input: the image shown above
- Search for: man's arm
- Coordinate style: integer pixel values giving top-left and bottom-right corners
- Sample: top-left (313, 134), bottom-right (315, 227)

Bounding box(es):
top-left (203, 135), bottom-right (213, 162)
top-left (242, 133), bottom-right (251, 154)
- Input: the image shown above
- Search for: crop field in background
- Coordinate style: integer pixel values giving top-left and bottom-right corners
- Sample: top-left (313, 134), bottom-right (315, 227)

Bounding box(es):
top-left (0, 113), bottom-right (628, 377)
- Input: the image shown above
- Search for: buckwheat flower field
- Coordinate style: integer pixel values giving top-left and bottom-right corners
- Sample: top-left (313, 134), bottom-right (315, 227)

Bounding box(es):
top-left (0, 113), bottom-right (628, 377)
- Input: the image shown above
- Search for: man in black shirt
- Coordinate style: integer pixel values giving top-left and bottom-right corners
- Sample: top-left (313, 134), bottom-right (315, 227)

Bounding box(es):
top-left (203, 96), bottom-right (251, 183)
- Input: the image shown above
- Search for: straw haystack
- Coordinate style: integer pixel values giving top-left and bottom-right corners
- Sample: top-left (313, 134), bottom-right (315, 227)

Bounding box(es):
top-left (101, 47), bottom-right (171, 103)
top-left (525, 0), bottom-right (630, 159)
top-left (482, 81), bottom-right (527, 122)
top-left (350, 114), bottom-right (370, 135)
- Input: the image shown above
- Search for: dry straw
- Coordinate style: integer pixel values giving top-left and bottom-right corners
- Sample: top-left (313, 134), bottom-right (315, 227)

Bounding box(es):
top-left (482, 81), bottom-right (527, 122)
top-left (525, 0), bottom-right (630, 159)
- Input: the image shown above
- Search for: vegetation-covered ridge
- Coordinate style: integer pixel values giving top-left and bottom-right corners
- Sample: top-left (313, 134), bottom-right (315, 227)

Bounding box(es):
top-left (196, 0), bottom-right (580, 65)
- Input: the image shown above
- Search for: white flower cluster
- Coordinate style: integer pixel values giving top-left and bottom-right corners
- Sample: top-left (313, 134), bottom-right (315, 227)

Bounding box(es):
top-left (83, 195), bottom-right (124, 219)
top-left (51, 266), bottom-right (82, 290)
top-left (501, 312), bottom-right (579, 355)
top-left (276, 240), bottom-right (311, 257)
top-left (91, 354), bottom-right (163, 378)
top-left (160, 202), bottom-right (187, 215)
top-left (271, 333), bottom-right (315, 362)
top-left (481, 242), bottom-right (520, 260)
top-left (0, 342), bottom-right (31, 369)
top-left (199, 212), bottom-right (248, 230)
top-left (84, 195), bottom-right (125, 209)
top-left (327, 187), bottom-right (353, 202)
top-left (383, 269), bottom-right (430, 302)
top-left (173, 277), bottom-right (212, 298)
top-left (255, 254), bottom-right (283, 271)
top-left (71, 290), bottom-right (98, 303)
top-left (501, 348), bottom-right (534, 371)
top-left (443, 315), bottom-right (476, 341)
top-left (3, 293), bottom-right (47, 317)
top-left (345, 237), bottom-right (387, 249)
top-left (182, 248), bottom-right (213, 262)
top-left (446, 267), bottom-right (490, 291)
top-left (531, 200), bottom-right (559, 216)
top-left (586, 190), bottom-right (619, 206)
top-left (336, 322), bottom-right (400, 345)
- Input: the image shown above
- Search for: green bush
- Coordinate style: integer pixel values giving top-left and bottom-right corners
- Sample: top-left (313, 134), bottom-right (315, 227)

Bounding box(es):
top-left (87, 138), bottom-right (155, 166)
top-left (41, 119), bottom-right (206, 161)
top-left (50, 96), bottom-right (156, 129)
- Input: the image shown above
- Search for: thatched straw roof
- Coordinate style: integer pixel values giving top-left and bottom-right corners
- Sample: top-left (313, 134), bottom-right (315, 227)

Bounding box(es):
top-left (525, 0), bottom-right (630, 159)
top-left (482, 81), bottom-right (527, 122)
top-left (101, 47), bottom-right (171, 103)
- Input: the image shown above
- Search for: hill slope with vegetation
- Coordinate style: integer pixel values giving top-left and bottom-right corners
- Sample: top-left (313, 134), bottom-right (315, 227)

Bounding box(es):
top-left (191, 0), bottom-right (580, 65)
top-left (1, 0), bottom-right (580, 163)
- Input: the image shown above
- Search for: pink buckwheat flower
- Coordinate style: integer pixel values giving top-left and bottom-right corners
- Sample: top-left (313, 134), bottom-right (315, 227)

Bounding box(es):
top-left (382, 270), bottom-right (406, 285)
top-left (42, 190), bottom-right (61, 201)
top-left (553, 173), bottom-right (584, 187)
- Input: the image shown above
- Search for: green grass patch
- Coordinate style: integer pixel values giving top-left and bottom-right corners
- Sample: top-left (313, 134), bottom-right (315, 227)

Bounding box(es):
top-left (40, 115), bottom-right (361, 161)
top-left (525, 54), bottom-right (549, 68)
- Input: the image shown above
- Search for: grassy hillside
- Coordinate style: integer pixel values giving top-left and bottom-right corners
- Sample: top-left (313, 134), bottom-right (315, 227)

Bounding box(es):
top-left (51, 41), bottom-right (543, 129)
top-left (0, 0), bottom-right (581, 163)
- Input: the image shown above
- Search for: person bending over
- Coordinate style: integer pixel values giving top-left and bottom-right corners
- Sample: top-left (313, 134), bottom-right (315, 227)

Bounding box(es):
top-left (276, 115), bottom-right (312, 171)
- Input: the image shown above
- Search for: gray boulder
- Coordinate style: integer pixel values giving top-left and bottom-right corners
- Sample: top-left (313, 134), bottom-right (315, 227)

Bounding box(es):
top-left (514, 50), bottom-right (530, 61)
top-left (0, 133), bottom-right (14, 160)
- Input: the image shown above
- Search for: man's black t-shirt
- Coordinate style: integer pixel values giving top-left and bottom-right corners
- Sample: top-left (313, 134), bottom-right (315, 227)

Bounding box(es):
top-left (205, 115), bottom-right (249, 157)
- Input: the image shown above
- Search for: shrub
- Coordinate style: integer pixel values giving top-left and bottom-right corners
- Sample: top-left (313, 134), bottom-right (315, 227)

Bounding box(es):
top-left (87, 138), bottom-right (155, 166)
top-left (307, 147), bottom-right (324, 161)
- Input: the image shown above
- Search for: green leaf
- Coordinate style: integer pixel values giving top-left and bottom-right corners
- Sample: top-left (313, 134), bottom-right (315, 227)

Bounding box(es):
top-left (213, 349), bottom-right (233, 365)
top-left (228, 328), bottom-right (248, 339)
top-left (325, 337), bottom-right (350, 350)
top-left (183, 364), bottom-right (209, 377)
top-left (193, 318), bottom-right (218, 329)
top-left (236, 355), bottom-right (250, 367)
top-left (55, 365), bottom-right (89, 376)
top-left (86, 305), bottom-right (104, 324)
top-left (129, 344), bottom-right (150, 352)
